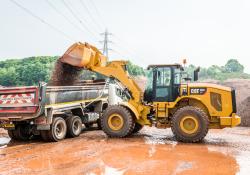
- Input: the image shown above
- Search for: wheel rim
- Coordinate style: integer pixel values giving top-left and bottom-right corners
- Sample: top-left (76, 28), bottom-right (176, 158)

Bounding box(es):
top-left (179, 116), bottom-right (199, 134)
top-left (108, 113), bottom-right (124, 131)
top-left (73, 119), bottom-right (82, 135)
top-left (55, 121), bottom-right (66, 139)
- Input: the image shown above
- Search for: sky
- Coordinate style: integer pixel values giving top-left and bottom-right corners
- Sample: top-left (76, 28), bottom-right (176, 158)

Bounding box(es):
top-left (1, 0), bottom-right (250, 72)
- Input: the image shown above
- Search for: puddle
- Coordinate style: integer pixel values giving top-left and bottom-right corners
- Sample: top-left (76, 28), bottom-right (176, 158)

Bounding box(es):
top-left (0, 127), bottom-right (248, 175)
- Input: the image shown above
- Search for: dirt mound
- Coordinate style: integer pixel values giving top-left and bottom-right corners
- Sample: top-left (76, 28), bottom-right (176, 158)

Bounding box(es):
top-left (238, 97), bottom-right (250, 126)
top-left (49, 59), bottom-right (81, 86)
top-left (222, 79), bottom-right (250, 104)
top-left (134, 76), bottom-right (147, 91)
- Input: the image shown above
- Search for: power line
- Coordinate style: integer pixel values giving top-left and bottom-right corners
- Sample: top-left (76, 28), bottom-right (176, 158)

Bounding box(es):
top-left (113, 34), bottom-right (144, 61)
top-left (88, 0), bottom-right (106, 28)
top-left (9, 0), bottom-right (76, 42)
top-left (45, 0), bottom-right (87, 37)
top-left (110, 49), bottom-right (128, 59)
top-left (61, 0), bottom-right (99, 40)
top-left (78, 0), bottom-right (103, 32)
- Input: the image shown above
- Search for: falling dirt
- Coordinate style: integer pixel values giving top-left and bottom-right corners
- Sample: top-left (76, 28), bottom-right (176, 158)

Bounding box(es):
top-left (1, 127), bottom-right (250, 175)
top-left (49, 59), bottom-right (82, 86)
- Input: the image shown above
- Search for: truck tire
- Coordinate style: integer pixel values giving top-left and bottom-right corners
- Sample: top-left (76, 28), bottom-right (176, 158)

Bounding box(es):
top-left (7, 130), bottom-right (18, 140)
top-left (66, 116), bottom-right (82, 137)
top-left (42, 117), bottom-right (67, 142)
top-left (40, 130), bottom-right (50, 142)
top-left (15, 125), bottom-right (31, 141)
top-left (132, 123), bottom-right (144, 134)
top-left (8, 124), bottom-right (31, 141)
top-left (171, 106), bottom-right (209, 143)
top-left (101, 105), bottom-right (135, 138)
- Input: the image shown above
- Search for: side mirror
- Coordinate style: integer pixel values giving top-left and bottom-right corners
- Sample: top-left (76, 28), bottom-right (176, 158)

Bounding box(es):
top-left (194, 67), bottom-right (200, 81)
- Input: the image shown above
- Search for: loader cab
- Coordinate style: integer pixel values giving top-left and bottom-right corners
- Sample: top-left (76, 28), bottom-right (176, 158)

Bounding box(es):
top-left (147, 64), bottom-right (183, 102)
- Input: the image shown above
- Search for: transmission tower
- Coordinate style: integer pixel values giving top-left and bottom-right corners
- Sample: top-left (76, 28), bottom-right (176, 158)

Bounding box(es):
top-left (100, 29), bottom-right (112, 58)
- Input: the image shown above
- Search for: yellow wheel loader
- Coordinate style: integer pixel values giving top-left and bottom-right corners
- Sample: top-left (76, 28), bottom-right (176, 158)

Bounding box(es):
top-left (61, 42), bottom-right (241, 143)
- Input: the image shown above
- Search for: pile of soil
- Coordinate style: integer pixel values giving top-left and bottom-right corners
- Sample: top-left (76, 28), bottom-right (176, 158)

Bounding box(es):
top-left (134, 76), bottom-right (147, 92)
top-left (238, 97), bottom-right (250, 126)
top-left (49, 59), bottom-right (81, 86)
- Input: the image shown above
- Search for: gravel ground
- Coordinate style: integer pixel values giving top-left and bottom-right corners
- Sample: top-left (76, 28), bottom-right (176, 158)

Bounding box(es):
top-left (0, 127), bottom-right (250, 175)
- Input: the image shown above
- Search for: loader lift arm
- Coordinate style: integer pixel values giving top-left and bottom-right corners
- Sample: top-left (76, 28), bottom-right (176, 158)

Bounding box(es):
top-left (60, 42), bottom-right (150, 121)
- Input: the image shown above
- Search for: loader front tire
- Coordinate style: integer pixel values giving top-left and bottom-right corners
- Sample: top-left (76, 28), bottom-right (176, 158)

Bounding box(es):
top-left (101, 105), bottom-right (134, 138)
top-left (171, 106), bottom-right (209, 143)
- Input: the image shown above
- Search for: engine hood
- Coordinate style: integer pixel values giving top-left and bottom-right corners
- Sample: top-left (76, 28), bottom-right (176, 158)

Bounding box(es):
top-left (187, 83), bottom-right (232, 92)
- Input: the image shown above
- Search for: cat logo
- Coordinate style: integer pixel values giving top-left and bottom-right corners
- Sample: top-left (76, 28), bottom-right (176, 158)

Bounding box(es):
top-left (190, 88), bottom-right (207, 95)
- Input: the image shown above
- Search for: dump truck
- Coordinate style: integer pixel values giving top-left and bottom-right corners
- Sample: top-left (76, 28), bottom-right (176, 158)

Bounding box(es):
top-left (0, 80), bottom-right (111, 141)
top-left (59, 42), bottom-right (241, 143)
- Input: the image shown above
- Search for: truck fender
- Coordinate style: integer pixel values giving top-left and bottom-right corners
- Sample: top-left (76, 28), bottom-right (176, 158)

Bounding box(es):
top-left (119, 101), bottom-right (140, 119)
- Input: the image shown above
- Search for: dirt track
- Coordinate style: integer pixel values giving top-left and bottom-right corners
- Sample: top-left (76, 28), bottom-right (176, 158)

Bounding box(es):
top-left (0, 127), bottom-right (250, 175)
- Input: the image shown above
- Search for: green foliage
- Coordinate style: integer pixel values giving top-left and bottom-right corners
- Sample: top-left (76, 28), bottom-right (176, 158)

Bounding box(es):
top-left (224, 59), bottom-right (244, 73)
top-left (127, 61), bottom-right (145, 76)
top-left (0, 56), bottom-right (58, 86)
top-left (185, 59), bottom-right (250, 81)
top-left (0, 55), bottom-right (248, 87)
top-left (0, 56), bottom-right (146, 86)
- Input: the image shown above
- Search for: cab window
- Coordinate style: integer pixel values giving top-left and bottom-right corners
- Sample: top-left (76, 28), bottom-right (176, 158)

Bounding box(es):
top-left (174, 68), bottom-right (181, 84)
top-left (155, 67), bottom-right (171, 100)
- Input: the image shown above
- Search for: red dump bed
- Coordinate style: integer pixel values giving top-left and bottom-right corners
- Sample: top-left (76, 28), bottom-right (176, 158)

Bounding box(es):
top-left (0, 86), bottom-right (39, 114)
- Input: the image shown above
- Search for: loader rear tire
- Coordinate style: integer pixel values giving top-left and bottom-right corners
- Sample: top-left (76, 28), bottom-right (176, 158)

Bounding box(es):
top-left (66, 116), bottom-right (82, 138)
top-left (171, 106), bottom-right (209, 143)
top-left (101, 105), bottom-right (134, 138)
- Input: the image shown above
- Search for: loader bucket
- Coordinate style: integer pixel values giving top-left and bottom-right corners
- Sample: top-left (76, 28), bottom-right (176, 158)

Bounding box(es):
top-left (60, 42), bottom-right (107, 68)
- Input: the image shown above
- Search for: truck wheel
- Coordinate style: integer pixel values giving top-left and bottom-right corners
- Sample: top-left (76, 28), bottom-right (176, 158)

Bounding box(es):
top-left (66, 116), bottom-right (82, 137)
top-left (132, 123), bottom-right (144, 134)
top-left (40, 130), bottom-right (50, 142)
top-left (101, 105), bottom-right (134, 138)
top-left (171, 106), bottom-right (209, 143)
top-left (43, 117), bottom-right (67, 142)
top-left (8, 125), bottom-right (31, 141)
top-left (7, 130), bottom-right (18, 140)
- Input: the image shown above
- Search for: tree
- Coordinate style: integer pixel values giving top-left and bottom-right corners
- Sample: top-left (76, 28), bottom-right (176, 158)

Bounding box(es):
top-left (127, 61), bottom-right (145, 76)
top-left (225, 59), bottom-right (244, 73)
top-left (0, 56), bottom-right (146, 86)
